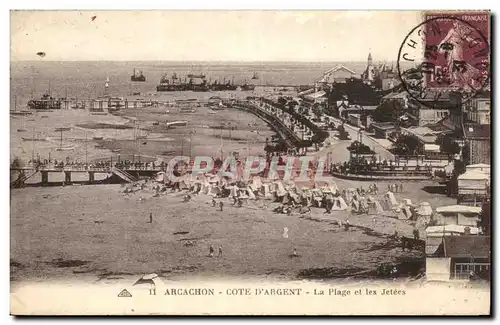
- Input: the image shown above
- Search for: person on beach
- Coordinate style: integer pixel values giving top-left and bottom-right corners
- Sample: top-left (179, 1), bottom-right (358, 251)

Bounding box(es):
top-left (212, 199), bottom-right (216, 207)
top-left (218, 245), bottom-right (223, 257)
top-left (209, 245), bottom-right (215, 257)
top-left (344, 217), bottom-right (350, 231)
top-left (399, 183), bottom-right (403, 193)
top-left (292, 248), bottom-right (298, 257)
top-left (413, 228), bottom-right (420, 241)
top-left (219, 201), bottom-right (224, 211)
top-left (148, 213), bottom-right (153, 223)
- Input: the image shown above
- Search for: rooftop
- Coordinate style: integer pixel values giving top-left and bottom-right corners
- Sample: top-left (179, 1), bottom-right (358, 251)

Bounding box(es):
top-left (371, 122), bottom-right (397, 130)
top-left (435, 205), bottom-right (482, 214)
top-left (443, 236), bottom-right (490, 258)
top-left (463, 123), bottom-right (490, 139)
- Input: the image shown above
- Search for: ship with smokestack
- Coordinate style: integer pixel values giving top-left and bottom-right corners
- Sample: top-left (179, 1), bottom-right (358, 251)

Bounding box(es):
top-left (130, 68), bottom-right (146, 82)
top-left (156, 73), bottom-right (257, 92)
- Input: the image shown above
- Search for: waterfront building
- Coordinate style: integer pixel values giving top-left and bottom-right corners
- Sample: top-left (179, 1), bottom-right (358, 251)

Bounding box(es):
top-left (463, 123), bottom-right (491, 165)
top-left (426, 236), bottom-right (490, 281)
top-left (315, 65), bottom-right (357, 86)
top-left (464, 91), bottom-right (491, 125)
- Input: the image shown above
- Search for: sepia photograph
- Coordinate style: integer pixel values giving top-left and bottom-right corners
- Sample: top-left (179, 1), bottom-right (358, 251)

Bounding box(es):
top-left (9, 9), bottom-right (491, 315)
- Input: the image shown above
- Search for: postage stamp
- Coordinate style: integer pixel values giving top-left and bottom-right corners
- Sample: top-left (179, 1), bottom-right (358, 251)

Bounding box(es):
top-left (397, 11), bottom-right (490, 108)
top-left (9, 10), bottom-right (491, 316)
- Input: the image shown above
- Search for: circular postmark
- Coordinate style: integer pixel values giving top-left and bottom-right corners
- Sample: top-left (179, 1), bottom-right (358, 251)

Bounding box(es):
top-left (397, 16), bottom-right (490, 108)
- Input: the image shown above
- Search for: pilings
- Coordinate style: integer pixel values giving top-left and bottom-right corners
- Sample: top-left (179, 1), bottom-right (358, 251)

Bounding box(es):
top-left (64, 171), bottom-right (72, 184)
top-left (88, 172), bottom-right (95, 184)
top-left (41, 171), bottom-right (49, 186)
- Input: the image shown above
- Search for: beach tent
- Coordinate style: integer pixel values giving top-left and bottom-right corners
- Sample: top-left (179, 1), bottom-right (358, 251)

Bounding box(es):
top-left (343, 188), bottom-right (357, 203)
top-left (402, 198), bottom-right (413, 207)
top-left (384, 191), bottom-right (398, 208)
top-left (260, 183), bottom-right (273, 198)
top-left (274, 181), bottom-right (287, 197)
top-left (366, 197), bottom-right (384, 215)
top-left (328, 181), bottom-right (339, 194)
top-left (287, 190), bottom-right (300, 204)
top-left (398, 206), bottom-right (413, 220)
top-left (155, 171), bottom-right (166, 183)
top-left (311, 189), bottom-right (324, 207)
top-left (246, 186), bottom-right (256, 200)
top-left (300, 189), bottom-right (313, 206)
top-left (350, 199), bottom-right (360, 212)
top-left (229, 185), bottom-right (239, 198)
top-left (415, 202), bottom-right (433, 222)
top-left (330, 196), bottom-right (348, 211)
top-left (249, 176), bottom-right (263, 192)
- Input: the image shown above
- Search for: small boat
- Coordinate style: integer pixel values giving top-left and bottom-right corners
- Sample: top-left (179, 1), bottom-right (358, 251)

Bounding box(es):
top-left (111, 149), bottom-right (122, 153)
top-left (41, 116), bottom-right (49, 118)
top-left (10, 111), bottom-right (33, 116)
top-left (95, 144), bottom-right (105, 149)
top-left (91, 112), bottom-right (108, 116)
top-left (22, 137), bottom-right (47, 141)
top-left (131, 69), bottom-right (146, 82)
top-left (17, 129), bottom-right (28, 132)
top-left (93, 136), bottom-right (104, 140)
top-left (56, 146), bottom-right (75, 151)
top-left (153, 121), bottom-right (160, 126)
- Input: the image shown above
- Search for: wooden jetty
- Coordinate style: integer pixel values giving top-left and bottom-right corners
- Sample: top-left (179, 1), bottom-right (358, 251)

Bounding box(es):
top-left (10, 165), bottom-right (164, 187)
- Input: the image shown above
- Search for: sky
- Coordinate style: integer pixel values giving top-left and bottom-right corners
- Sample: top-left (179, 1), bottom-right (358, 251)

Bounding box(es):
top-left (10, 11), bottom-right (422, 62)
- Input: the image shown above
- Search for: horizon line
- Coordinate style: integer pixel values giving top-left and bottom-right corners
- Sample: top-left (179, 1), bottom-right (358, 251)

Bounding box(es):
top-left (11, 59), bottom-right (396, 63)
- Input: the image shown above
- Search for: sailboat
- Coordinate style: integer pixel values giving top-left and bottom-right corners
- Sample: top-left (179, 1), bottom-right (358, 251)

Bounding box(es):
top-left (54, 127), bottom-right (75, 151)
top-left (11, 95), bottom-right (33, 117)
top-left (252, 72), bottom-right (260, 80)
top-left (135, 123), bottom-right (148, 140)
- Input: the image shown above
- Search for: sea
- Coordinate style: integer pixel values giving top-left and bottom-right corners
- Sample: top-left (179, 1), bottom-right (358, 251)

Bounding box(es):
top-left (10, 61), bottom-right (377, 108)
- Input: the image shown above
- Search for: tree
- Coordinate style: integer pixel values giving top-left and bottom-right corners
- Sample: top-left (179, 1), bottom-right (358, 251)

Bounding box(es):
top-left (312, 103), bottom-right (322, 121)
top-left (277, 97), bottom-right (287, 108)
top-left (288, 100), bottom-right (299, 112)
top-left (11, 156), bottom-right (23, 168)
top-left (479, 199), bottom-right (491, 236)
top-left (347, 141), bottom-right (375, 154)
top-left (372, 100), bottom-right (399, 123)
top-left (392, 134), bottom-right (420, 156)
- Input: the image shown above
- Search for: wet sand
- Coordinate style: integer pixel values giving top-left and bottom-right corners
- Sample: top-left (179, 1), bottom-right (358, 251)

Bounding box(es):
top-left (10, 179), bottom-right (455, 285)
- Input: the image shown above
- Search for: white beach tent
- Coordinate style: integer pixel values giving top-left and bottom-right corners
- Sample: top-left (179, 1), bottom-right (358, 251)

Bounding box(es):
top-left (331, 196), bottom-right (348, 211)
top-left (274, 181), bottom-right (287, 197)
top-left (398, 206), bottom-right (413, 220)
top-left (249, 176), bottom-right (263, 192)
top-left (246, 186), bottom-right (257, 200)
top-left (366, 196), bottom-right (384, 215)
top-left (155, 171), bottom-right (166, 183)
top-left (260, 183), bottom-right (273, 199)
top-left (384, 191), bottom-right (398, 209)
top-left (415, 202), bottom-right (433, 222)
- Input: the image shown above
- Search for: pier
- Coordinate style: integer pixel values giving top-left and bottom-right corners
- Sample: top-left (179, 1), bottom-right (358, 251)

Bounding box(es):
top-left (10, 165), bottom-right (164, 187)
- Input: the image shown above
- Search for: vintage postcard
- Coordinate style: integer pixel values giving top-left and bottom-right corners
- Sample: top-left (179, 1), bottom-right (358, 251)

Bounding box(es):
top-left (10, 10), bottom-right (491, 315)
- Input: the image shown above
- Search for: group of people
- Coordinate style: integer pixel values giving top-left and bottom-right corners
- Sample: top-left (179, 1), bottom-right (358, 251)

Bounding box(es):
top-left (387, 183), bottom-right (404, 193)
top-left (330, 158), bottom-right (438, 177)
top-left (208, 244), bottom-right (223, 258)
